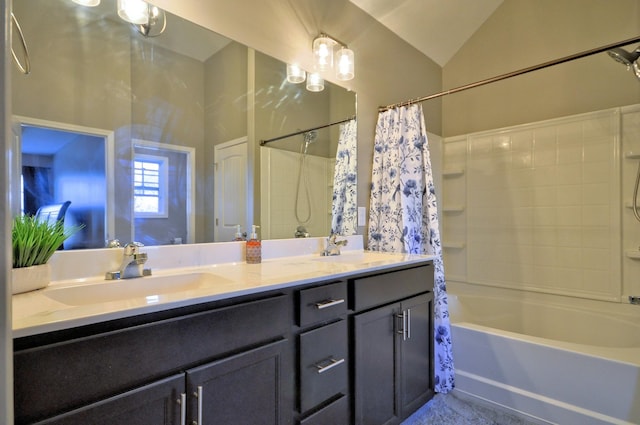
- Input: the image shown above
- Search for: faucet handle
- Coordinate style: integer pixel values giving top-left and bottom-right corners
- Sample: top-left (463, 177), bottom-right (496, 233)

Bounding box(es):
top-left (123, 241), bottom-right (144, 255)
top-left (329, 234), bottom-right (348, 246)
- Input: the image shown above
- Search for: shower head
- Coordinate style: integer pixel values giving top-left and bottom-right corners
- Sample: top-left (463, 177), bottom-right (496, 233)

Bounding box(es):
top-left (607, 47), bottom-right (640, 66)
top-left (302, 130), bottom-right (318, 154)
top-left (607, 46), bottom-right (640, 81)
top-left (303, 130), bottom-right (318, 146)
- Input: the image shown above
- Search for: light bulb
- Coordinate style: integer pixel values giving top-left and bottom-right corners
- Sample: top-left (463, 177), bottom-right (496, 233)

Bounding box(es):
top-left (286, 64), bottom-right (306, 84)
top-left (306, 72), bottom-right (324, 92)
top-left (117, 0), bottom-right (150, 25)
top-left (313, 36), bottom-right (335, 71)
top-left (336, 47), bottom-right (354, 81)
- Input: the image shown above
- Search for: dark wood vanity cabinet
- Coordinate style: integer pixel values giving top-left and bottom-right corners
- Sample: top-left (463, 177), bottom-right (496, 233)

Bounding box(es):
top-left (14, 294), bottom-right (292, 425)
top-left (352, 265), bottom-right (435, 425)
top-left (14, 261), bottom-right (434, 425)
top-left (185, 339), bottom-right (288, 425)
top-left (33, 374), bottom-right (185, 425)
top-left (295, 280), bottom-right (350, 424)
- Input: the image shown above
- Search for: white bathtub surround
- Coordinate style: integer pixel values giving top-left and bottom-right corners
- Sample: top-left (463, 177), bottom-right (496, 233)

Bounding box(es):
top-left (441, 105), bottom-right (640, 303)
top-left (368, 104), bottom-right (454, 393)
top-left (449, 282), bottom-right (640, 425)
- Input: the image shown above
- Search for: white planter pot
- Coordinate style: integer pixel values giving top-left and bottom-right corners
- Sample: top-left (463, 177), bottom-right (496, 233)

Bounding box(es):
top-left (12, 263), bottom-right (51, 295)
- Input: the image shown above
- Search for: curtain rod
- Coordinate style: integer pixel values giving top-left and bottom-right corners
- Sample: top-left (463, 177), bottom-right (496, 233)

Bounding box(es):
top-left (379, 35), bottom-right (640, 113)
top-left (259, 115), bottom-right (356, 146)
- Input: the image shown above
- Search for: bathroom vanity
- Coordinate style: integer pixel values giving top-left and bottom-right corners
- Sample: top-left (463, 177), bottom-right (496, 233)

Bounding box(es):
top-left (12, 250), bottom-right (434, 425)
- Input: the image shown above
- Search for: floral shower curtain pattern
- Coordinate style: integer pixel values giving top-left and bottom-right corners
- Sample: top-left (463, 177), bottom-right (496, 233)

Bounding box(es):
top-left (331, 119), bottom-right (358, 235)
top-left (368, 104), bottom-right (454, 393)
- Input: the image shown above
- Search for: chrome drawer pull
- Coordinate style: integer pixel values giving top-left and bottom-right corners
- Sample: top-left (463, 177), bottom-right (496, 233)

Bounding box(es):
top-left (315, 298), bottom-right (345, 310)
top-left (315, 357), bottom-right (345, 374)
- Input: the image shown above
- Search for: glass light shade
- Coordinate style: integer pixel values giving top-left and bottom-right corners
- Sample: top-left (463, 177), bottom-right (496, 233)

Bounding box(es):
top-left (72, 0), bottom-right (100, 5)
top-left (286, 64), bottom-right (306, 84)
top-left (117, 0), bottom-right (150, 25)
top-left (313, 36), bottom-right (335, 71)
top-left (306, 72), bottom-right (324, 92)
top-left (336, 47), bottom-right (355, 81)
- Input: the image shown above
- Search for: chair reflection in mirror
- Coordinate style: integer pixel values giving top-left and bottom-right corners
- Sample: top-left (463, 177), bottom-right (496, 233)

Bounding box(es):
top-left (35, 200), bottom-right (71, 249)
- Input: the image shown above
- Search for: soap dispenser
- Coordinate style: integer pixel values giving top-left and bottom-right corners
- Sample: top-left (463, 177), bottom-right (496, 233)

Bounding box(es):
top-left (233, 225), bottom-right (245, 241)
top-left (246, 225), bottom-right (261, 264)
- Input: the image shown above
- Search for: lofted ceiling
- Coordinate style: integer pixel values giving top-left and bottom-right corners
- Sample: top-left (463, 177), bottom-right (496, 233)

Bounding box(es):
top-left (348, 0), bottom-right (504, 66)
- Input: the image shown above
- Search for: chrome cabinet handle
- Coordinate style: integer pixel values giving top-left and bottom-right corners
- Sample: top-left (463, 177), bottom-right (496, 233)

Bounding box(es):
top-left (193, 385), bottom-right (203, 425)
top-left (315, 357), bottom-right (345, 374)
top-left (407, 308), bottom-right (411, 340)
top-left (315, 298), bottom-right (345, 309)
top-left (11, 13), bottom-right (30, 75)
top-left (396, 312), bottom-right (407, 340)
top-left (179, 393), bottom-right (186, 425)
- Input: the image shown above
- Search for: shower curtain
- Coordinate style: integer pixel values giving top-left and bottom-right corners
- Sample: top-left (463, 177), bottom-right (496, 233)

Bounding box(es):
top-left (331, 119), bottom-right (357, 235)
top-left (368, 104), bottom-right (454, 393)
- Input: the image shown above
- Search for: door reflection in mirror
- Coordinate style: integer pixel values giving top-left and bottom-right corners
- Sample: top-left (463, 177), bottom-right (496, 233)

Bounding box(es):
top-left (16, 117), bottom-right (115, 249)
top-left (19, 123), bottom-right (108, 249)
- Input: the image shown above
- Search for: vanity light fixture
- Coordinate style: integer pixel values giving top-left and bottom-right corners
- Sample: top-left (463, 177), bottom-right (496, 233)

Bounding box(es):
top-left (336, 46), bottom-right (354, 81)
top-left (134, 4), bottom-right (166, 37)
top-left (306, 71), bottom-right (324, 92)
top-left (117, 0), bottom-right (166, 37)
top-left (72, 0), bottom-right (100, 6)
top-left (286, 63), bottom-right (306, 84)
top-left (313, 33), bottom-right (355, 81)
top-left (117, 0), bottom-right (149, 24)
top-left (312, 34), bottom-right (335, 72)
top-left (285, 33), bottom-right (354, 91)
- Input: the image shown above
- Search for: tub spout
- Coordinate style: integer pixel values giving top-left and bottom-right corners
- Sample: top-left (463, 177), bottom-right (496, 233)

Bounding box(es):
top-left (629, 295), bottom-right (640, 305)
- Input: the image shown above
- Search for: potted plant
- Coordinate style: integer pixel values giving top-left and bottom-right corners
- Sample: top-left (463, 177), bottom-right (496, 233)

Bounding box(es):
top-left (12, 214), bottom-right (82, 294)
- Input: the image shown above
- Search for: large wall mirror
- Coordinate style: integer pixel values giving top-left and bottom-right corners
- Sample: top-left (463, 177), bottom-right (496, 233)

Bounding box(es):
top-left (11, 0), bottom-right (357, 249)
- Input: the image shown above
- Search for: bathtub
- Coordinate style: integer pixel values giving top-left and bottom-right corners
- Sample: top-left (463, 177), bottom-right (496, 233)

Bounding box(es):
top-left (448, 282), bottom-right (640, 425)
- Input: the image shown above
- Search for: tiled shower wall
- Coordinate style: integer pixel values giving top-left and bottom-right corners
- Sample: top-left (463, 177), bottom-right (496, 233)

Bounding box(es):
top-left (442, 105), bottom-right (640, 302)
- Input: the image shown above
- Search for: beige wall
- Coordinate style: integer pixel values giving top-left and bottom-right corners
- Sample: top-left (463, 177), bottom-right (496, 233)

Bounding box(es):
top-left (204, 42), bottom-right (248, 241)
top-left (149, 0), bottom-right (443, 217)
top-left (443, 0), bottom-right (640, 136)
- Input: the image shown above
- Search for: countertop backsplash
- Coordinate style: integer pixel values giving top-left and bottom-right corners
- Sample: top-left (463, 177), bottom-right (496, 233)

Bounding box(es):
top-left (47, 235), bottom-right (365, 284)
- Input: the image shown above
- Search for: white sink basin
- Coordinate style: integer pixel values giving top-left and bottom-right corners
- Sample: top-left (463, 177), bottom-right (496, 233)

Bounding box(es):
top-left (43, 272), bottom-right (232, 306)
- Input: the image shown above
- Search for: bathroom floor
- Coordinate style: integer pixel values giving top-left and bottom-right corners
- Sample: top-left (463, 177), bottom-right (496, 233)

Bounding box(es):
top-left (401, 392), bottom-right (543, 425)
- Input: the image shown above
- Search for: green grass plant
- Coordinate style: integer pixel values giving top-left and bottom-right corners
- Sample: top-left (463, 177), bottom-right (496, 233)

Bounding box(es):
top-left (12, 215), bottom-right (83, 268)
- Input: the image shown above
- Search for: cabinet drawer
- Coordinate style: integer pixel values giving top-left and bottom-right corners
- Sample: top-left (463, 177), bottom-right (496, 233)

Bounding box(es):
top-left (298, 281), bottom-right (347, 327)
top-left (300, 394), bottom-right (349, 425)
top-left (351, 264), bottom-right (432, 312)
top-left (299, 320), bottom-right (348, 413)
top-left (15, 294), bottom-right (289, 424)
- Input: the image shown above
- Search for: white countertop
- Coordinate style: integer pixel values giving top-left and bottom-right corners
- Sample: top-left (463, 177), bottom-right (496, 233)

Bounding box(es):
top-left (13, 249), bottom-right (434, 338)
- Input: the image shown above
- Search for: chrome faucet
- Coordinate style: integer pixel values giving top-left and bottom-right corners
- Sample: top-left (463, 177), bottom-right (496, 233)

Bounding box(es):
top-left (105, 242), bottom-right (152, 280)
top-left (322, 234), bottom-right (348, 256)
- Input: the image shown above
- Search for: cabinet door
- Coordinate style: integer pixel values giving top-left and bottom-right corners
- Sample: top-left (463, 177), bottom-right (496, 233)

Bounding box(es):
top-left (34, 374), bottom-right (184, 425)
top-left (399, 293), bottom-right (434, 418)
top-left (186, 339), bottom-right (289, 425)
top-left (353, 302), bottom-right (400, 425)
